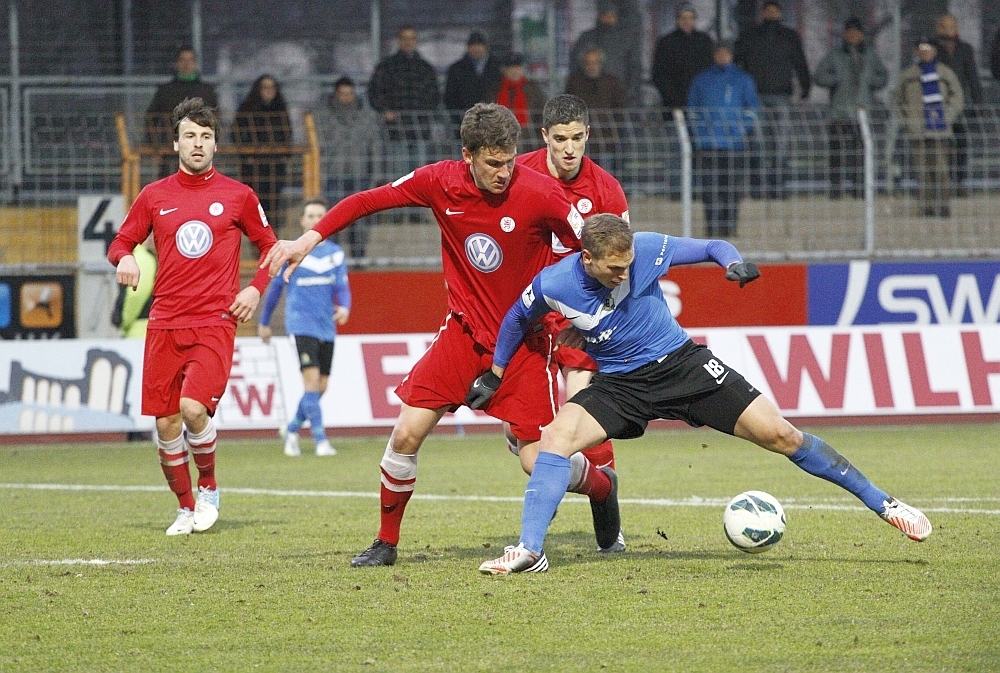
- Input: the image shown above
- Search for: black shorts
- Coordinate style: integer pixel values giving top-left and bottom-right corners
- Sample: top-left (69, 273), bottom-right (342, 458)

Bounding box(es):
top-left (293, 335), bottom-right (334, 376)
top-left (569, 340), bottom-right (761, 440)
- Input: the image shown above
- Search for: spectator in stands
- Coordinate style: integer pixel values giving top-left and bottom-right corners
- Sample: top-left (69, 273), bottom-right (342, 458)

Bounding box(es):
top-left (315, 76), bottom-right (383, 260)
top-left (367, 26), bottom-right (440, 223)
top-left (933, 14), bottom-right (982, 196)
top-left (145, 47), bottom-right (218, 177)
top-left (367, 25), bottom-right (440, 144)
top-left (444, 32), bottom-right (502, 119)
top-left (650, 4), bottom-right (714, 111)
top-left (146, 47), bottom-right (218, 145)
top-left (494, 53), bottom-right (546, 127)
top-left (569, 1), bottom-right (642, 106)
top-left (688, 41), bottom-right (760, 238)
top-left (233, 74), bottom-right (292, 228)
top-left (565, 47), bottom-right (626, 174)
top-left (893, 39), bottom-right (964, 218)
top-left (735, 1), bottom-right (810, 199)
top-left (735, 2), bottom-right (810, 101)
top-left (814, 17), bottom-right (888, 199)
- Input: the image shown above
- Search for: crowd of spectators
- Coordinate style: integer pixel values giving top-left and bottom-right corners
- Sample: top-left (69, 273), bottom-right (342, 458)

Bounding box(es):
top-left (141, 2), bottom-right (1000, 245)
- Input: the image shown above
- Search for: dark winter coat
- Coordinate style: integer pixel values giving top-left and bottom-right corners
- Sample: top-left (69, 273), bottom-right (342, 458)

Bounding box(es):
top-left (443, 55), bottom-right (503, 112)
top-left (735, 19), bottom-right (811, 98)
top-left (144, 76), bottom-right (218, 144)
top-left (367, 50), bottom-right (440, 113)
top-left (813, 41), bottom-right (888, 121)
top-left (933, 37), bottom-right (982, 106)
top-left (651, 28), bottom-right (715, 109)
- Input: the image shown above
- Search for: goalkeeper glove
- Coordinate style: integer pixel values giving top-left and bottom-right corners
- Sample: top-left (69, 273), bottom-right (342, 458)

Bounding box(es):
top-left (465, 369), bottom-right (502, 410)
top-left (725, 262), bottom-right (760, 288)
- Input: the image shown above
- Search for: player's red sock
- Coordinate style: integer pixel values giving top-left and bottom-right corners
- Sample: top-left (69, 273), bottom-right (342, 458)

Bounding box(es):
top-left (376, 445), bottom-right (418, 546)
top-left (187, 420), bottom-right (218, 491)
top-left (568, 453), bottom-right (612, 502)
top-left (157, 435), bottom-right (195, 511)
top-left (377, 473), bottom-right (415, 546)
top-left (582, 440), bottom-right (616, 470)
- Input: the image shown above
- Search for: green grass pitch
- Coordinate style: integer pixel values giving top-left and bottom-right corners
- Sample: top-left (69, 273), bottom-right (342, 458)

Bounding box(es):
top-left (2, 424), bottom-right (999, 672)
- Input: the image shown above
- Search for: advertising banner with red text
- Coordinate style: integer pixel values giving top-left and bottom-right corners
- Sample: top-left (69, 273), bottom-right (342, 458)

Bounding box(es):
top-left (3, 325), bottom-right (997, 436)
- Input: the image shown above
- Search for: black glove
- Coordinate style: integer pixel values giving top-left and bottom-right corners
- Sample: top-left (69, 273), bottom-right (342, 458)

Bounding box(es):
top-left (726, 262), bottom-right (761, 288)
top-left (465, 369), bottom-right (502, 410)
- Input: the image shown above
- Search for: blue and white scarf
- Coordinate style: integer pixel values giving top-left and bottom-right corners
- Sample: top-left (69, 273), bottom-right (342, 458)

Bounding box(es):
top-left (919, 61), bottom-right (947, 131)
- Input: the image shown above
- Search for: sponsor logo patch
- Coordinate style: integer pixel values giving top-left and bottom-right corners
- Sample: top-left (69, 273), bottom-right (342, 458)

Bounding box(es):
top-left (465, 234), bottom-right (502, 273)
top-left (176, 220), bottom-right (214, 259)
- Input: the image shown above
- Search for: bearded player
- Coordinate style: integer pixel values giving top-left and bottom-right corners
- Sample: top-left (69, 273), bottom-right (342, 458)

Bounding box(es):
top-left (262, 103), bottom-right (621, 568)
top-left (109, 97), bottom-right (276, 536)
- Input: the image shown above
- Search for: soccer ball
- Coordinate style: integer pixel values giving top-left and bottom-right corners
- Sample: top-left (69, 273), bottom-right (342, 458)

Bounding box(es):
top-left (723, 490), bottom-right (786, 553)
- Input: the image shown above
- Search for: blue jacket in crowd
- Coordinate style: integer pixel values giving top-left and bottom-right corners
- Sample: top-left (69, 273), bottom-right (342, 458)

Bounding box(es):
top-left (687, 63), bottom-right (760, 150)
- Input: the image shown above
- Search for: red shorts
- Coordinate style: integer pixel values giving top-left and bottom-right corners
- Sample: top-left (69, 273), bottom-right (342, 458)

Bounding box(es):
top-left (395, 313), bottom-right (559, 442)
top-left (538, 312), bottom-right (598, 372)
top-left (142, 324), bottom-right (236, 418)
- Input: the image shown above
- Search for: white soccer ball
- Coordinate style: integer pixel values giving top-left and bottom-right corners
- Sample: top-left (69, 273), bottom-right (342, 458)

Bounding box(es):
top-left (723, 490), bottom-right (786, 553)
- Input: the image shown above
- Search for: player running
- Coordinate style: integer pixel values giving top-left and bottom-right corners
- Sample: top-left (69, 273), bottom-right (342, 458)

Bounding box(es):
top-left (109, 97), bottom-right (277, 536)
top-left (470, 214), bottom-right (932, 575)
top-left (262, 103), bottom-right (622, 568)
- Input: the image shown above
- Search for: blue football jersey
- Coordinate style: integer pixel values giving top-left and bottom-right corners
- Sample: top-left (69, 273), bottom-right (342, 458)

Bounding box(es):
top-left (494, 232), bottom-right (742, 374)
top-left (260, 239), bottom-right (351, 342)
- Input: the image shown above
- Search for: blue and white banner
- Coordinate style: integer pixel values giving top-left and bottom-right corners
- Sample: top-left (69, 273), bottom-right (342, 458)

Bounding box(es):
top-left (809, 261), bottom-right (1000, 326)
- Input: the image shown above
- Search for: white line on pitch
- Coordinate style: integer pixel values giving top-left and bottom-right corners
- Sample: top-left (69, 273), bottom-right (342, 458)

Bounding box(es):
top-left (2, 559), bottom-right (155, 567)
top-left (2, 483), bottom-right (999, 514)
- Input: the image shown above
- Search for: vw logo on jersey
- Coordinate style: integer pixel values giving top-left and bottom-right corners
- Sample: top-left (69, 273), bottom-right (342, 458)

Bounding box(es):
top-left (577, 198), bottom-right (593, 214)
top-left (465, 233), bottom-right (502, 273)
top-left (500, 216), bottom-right (515, 232)
top-left (175, 220), bottom-right (214, 258)
top-left (209, 202), bottom-right (224, 217)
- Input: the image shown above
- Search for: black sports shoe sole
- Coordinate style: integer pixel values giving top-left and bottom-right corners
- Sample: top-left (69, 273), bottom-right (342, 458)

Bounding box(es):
top-left (350, 540), bottom-right (398, 567)
top-left (590, 466), bottom-right (622, 551)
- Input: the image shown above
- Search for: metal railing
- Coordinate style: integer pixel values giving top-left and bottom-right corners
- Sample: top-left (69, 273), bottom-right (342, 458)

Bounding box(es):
top-left (3, 97), bottom-right (1000, 272)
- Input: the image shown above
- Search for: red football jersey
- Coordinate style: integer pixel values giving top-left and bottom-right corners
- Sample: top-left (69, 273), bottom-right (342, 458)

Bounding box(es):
top-left (517, 148), bottom-right (629, 222)
top-left (108, 169), bottom-right (276, 329)
top-left (314, 160), bottom-right (583, 348)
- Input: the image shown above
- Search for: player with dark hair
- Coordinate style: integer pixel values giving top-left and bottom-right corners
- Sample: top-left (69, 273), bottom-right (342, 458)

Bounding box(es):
top-left (262, 103), bottom-right (621, 568)
top-left (259, 197), bottom-right (351, 457)
top-left (514, 92), bottom-right (630, 551)
top-left (471, 214), bottom-right (932, 574)
top-left (109, 97), bottom-right (277, 536)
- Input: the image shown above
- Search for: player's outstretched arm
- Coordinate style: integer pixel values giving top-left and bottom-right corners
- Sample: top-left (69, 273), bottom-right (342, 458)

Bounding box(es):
top-left (661, 235), bottom-right (759, 287)
top-left (262, 230), bottom-right (323, 281)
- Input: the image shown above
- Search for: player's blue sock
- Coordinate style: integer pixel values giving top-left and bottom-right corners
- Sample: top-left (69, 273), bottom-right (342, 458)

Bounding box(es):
top-left (300, 392), bottom-right (325, 443)
top-left (789, 433), bottom-right (889, 512)
top-left (519, 452), bottom-right (571, 554)
top-left (287, 398), bottom-right (306, 434)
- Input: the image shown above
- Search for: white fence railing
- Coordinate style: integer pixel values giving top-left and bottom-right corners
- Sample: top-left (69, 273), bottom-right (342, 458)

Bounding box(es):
top-left (2, 82), bottom-right (1000, 267)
